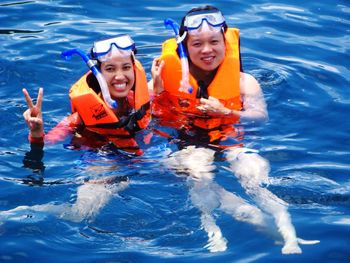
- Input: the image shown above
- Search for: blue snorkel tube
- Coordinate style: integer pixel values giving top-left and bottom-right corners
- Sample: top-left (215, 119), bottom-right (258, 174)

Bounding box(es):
top-left (164, 19), bottom-right (192, 94)
top-left (61, 48), bottom-right (117, 109)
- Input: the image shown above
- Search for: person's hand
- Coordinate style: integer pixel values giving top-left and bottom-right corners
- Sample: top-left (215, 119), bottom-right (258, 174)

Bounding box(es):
top-left (151, 57), bottom-right (165, 95)
top-left (22, 88), bottom-right (44, 138)
top-left (197, 96), bottom-right (236, 117)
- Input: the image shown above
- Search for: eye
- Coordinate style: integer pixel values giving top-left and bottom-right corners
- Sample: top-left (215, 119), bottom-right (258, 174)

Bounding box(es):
top-left (123, 64), bottom-right (132, 71)
top-left (211, 39), bottom-right (219, 45)
top-left (191, 42), bottom-right (201, 47)
top-left (104, 66), bottom-right (115, 72)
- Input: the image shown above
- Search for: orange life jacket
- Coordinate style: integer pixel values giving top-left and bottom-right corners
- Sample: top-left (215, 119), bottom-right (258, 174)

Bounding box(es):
top-left (154, 28), bottom-right (243, 130)
top-left (69, 59), bottom-right (150, 155)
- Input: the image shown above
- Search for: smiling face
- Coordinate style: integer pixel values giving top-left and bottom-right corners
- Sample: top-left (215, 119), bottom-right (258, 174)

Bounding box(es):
top-left (186, 29), bottom-right (225, 74)
top-left (100, 54), bottom-right (135, 99)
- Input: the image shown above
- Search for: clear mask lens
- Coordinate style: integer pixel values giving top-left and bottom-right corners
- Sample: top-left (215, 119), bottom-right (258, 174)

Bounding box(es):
top-left (187, 20), bottom-right (222, 35)
top-left (184, 10), bottom-right (226, 31)
top-left (92, 34), bottom-right (135, 61)
top-left (96, 46), bottom-right (133, 62)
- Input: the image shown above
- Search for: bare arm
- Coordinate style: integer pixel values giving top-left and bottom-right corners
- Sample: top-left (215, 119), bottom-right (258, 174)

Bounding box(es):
top-left (197, 73), bottom-right (268, 123)
top-left (238, 72), bottom-right (268, 122)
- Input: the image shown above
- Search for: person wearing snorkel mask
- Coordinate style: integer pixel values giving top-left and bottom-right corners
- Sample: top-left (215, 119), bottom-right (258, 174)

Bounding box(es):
top-left (150, 6), bottom-right (267, 127)
top-left (150, 6), bottom-right (319, 254)
top-left (11, 35), bottom-right (150, 223)
top-left (23, 34), bottom-right (150, 157)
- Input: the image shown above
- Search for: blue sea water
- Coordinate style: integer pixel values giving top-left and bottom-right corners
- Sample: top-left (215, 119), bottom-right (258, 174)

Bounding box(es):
top-left (0, 0), bottom-right (349, 262)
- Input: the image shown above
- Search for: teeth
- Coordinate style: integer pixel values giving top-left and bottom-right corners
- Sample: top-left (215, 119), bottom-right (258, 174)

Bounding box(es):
top-left (114, 83), bottom-right (126, 89)
top-left (202, 56), bottom-right (214, 62)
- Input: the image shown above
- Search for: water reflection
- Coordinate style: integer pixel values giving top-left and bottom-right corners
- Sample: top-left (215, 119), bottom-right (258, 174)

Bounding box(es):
top-left (165, 146), bottom-right (319, 254)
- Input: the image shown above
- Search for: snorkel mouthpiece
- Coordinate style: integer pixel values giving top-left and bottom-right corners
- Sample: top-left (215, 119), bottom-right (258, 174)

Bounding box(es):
top-left (164, 18), bottom-right (192, 94)
top-left (61, 48), bottom-right (117, 109)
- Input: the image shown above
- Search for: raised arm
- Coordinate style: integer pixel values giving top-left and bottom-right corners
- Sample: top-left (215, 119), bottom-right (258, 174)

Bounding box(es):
top-left (23, 87), bottom-right (82, 145)
top-left (148, 57), bottom-right (165, 96)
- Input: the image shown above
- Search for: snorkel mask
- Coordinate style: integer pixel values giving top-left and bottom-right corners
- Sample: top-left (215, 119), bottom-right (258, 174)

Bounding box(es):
top-left (91, 34), bottom-right (136, 62)
top-left (61, 34), bottom-right (136, 109)
top-left (183, 10), bottom-right (226, 35)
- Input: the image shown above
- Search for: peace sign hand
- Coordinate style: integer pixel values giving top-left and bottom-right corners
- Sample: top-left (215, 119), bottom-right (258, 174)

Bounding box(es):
top-left (22, 87), bottom-right (44, 138)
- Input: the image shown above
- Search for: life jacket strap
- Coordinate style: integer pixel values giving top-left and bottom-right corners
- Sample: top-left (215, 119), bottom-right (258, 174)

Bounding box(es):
top-left (196, 80), bottom-right (209, 99)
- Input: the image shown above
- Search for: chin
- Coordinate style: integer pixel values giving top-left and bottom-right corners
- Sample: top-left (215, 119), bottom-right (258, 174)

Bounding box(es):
top-left (202, 64), bottom-right (219, 72)
top-left (112, 88), bottom-right (133, 99)
top-left (111, 92), bottom-right (127, 99)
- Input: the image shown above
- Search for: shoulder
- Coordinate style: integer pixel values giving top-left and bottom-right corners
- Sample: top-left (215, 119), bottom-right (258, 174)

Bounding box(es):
top-left (240, 72), bottom-right (262, 96)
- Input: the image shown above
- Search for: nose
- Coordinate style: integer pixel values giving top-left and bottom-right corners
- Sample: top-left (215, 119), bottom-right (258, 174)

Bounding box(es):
top-left (201, 42), bottom-right (213, 54)
top-left (113, 69), bottom-right (125, 80)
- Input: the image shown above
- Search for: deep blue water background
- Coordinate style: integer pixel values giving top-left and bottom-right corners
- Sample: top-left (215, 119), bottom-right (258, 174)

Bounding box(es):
top-left (0, 0), bottom-right (349, 262)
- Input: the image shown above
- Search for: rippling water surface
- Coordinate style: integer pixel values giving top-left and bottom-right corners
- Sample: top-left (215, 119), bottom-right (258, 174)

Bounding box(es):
top-left (0, 0), bottom-right (349, 262)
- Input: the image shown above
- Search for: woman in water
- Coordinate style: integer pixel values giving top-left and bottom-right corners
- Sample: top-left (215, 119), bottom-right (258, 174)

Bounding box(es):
top-left (9, 34), bottom-right (150, 223)
top-left (150, 5), bottom-right (319, 254)
top-left (24, 34), bottom-right (150, 156)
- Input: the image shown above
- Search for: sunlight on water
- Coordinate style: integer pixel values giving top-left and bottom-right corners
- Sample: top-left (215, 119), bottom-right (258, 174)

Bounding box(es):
top-left (0, 0), bottom-right (349, 262)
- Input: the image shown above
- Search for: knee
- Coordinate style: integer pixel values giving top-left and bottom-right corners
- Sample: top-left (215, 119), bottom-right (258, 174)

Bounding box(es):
top-left (226, 149), bottom-right (270, 185)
